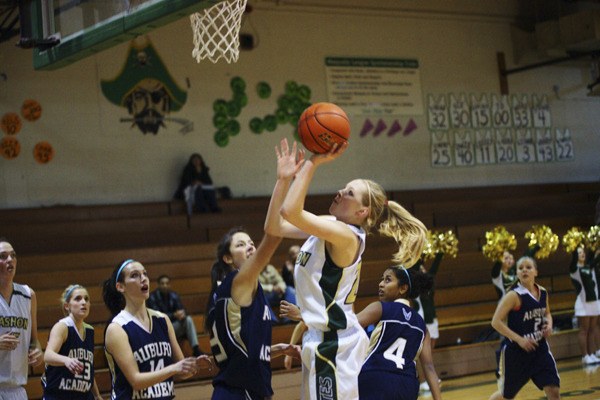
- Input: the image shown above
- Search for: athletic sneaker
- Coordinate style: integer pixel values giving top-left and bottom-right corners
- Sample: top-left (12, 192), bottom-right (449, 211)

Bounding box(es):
top-left (420, 381), bottom-right (430, 392)
top-left (582, 354), bottom-right (600, 365)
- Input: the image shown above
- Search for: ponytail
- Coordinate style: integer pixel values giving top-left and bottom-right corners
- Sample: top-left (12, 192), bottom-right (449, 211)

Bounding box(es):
top-left (204, 226), bottom-right (245, 331)
top-left (361, 179), bottom-right (427, 267)
top-left (102, 260), bottom-right (129, 325)
top-left (388, 265), bottom-right (433, 299)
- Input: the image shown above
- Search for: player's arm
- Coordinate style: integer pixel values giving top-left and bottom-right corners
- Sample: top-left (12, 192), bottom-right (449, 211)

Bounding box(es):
top-left (491, 291), bottom-right (537, 352)
top-left (543, 295), bottom-right (553, 338)
top-left (28, 289), bottom-right (43, 366)
top-left (283, 320), bottom-right (307, 370)
top-left (279, 300), bottom-right (302, 321)
top-left (429, 252), bottom-right (443, 275)
top-left (356, 301), bottom-right (383, 328)
top-left (105, 322), bottom-right (197, 390)
top-left (491, 260), bottom-right (502, 278)
top-left (92, 379), bottom-right (103, 400)
top-left (264, 138), bottom-right (309, 239)
top-left (44, 321), bottom-right (84, 374)
top-left (279, 143), bottom-right (352, 249)
top-left (231, 234), bottom-right (283, 307)
top-left (419, 331), bottom-right (442, 400)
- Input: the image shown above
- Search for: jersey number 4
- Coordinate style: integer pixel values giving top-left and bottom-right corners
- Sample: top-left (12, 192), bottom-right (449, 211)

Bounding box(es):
top-left (383, 337), bottom-right (407, 370)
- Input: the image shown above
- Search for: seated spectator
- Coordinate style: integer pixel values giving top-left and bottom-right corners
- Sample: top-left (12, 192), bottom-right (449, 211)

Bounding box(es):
top-left (174, 153), bottom-right (221, 215)
top-left (281, 245), bottom-right (299, 289)
top-left (147, 274), bottom-right (204, 357)
top-left (259, 264), bottom-right (296, 324)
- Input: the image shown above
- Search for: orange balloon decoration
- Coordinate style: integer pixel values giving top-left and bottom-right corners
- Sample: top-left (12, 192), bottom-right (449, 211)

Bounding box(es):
top-left (33, 141), bottom-right (54, 164)
top-left (1, 113), bottom-right (22, 135)
top-left (0, 137), bottom-right (21, 159)
top-left (21, 99), bottom-right (42, 121)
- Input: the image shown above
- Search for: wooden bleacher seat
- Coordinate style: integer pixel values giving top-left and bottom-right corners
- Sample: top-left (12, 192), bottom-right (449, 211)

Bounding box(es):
top-left (6, 181), bottom-right (597, 399)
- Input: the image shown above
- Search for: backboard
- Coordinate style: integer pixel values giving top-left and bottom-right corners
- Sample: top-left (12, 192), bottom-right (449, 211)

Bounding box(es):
top-left (28, 0), bottom-right (220, 70)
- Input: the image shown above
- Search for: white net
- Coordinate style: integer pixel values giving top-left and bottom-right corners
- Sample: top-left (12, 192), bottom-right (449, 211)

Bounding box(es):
top-left (190, 0), bottom-right (248, 64)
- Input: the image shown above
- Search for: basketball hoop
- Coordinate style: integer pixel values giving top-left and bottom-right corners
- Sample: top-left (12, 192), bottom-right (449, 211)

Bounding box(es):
top-left (190, 0), bottom-right (248, 64)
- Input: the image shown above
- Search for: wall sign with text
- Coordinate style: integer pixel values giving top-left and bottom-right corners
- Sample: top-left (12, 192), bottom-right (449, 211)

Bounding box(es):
top-left (427, 93), bottom-right (572, 167)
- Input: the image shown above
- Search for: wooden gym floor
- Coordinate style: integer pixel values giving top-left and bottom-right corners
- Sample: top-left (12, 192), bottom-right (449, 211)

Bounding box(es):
top-left (174, 357), bottom-right (600, 399)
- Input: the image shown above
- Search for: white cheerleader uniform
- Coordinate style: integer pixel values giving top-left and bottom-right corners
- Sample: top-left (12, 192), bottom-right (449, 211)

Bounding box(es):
top-left (294, 224), bottom-right (369, 400)
top-left (570, 264), bottom-right (600, 316)
top-left (0, 283), bottom-right (32, 400)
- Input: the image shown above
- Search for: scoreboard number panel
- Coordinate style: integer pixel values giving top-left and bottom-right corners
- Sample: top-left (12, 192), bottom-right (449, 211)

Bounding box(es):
top-left (453, 130), bottom-right (475, 167)
top-left (427, 94), bottom-right (449, 130)
top-left (431, 131), bottom-right (453, 168)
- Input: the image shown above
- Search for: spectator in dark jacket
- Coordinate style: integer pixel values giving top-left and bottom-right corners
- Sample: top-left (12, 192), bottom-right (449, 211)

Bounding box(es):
top-left (174, 153), bottom-right (221, 215)
top-left (147, 274), bottom-right (204, 356)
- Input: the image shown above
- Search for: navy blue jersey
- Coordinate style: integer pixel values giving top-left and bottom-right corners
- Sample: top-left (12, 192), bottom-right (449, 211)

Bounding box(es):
top-left (506, 284), bottom-right (547, 347)
top-left (207, 270), bottom-right (274, 399)
top-left (42, 317), bottom-right (95, 400)
top-left (360, 300), bottom-right (426, 378)
top-left (105, 309), bottom-right (174, 400)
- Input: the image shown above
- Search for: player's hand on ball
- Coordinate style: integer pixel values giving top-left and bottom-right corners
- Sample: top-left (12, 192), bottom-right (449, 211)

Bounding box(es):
top-left (311, 141), bottom-right (348, 166)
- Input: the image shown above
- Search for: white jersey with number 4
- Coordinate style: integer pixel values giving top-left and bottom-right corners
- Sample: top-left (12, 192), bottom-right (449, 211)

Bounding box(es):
top-left (294, 224), bottom-right (366, 332)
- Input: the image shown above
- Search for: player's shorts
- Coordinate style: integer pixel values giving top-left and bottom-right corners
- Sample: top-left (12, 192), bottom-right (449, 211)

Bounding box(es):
top-left (358, 370), bottom-right (419, 400)
top-left (301, 324), bottom-right (368, 400)
top-left (0, 386), bottom-right (27, 400)
top-left (497, 341), bottom-right (560, 399)
top-left (574, 297), bottom-right (600, 316)
top-left (426, 318), bottom-right (439, 340)
top-left (211, 383), bottom-right (268, 400)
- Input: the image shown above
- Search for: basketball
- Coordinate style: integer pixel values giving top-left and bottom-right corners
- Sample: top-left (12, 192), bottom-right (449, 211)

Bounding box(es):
top-left (297, 102), bottom-right (350, 154)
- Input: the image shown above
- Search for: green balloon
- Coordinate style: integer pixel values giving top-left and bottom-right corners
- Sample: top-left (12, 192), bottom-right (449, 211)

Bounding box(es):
top-left (226, 101), bottom-right (241, 118)
top-left (230, 76), bottom-right (246, 93)
top-left (226, 119), bottom-right (241, 136)
top-left (275, 109), bottom-right (288, 124)
top-left (233, 92), bottom-right (248, 107)
top-left (285, 80), bottom-right (298, 96)
top-left (290, 97), bottom-right (304, 113)
top-left (288, 112), bottom-right (300, 126)
top-left (256, 82), bottom-right (272, 99)
top-left (213, 112), bottom-right (228, 129)
top-left (213, 99), bottom-right (228, 114)
top-left (249, 117), bottom-right (264, 134)
top-left (214, 130), bottom-right (229, 147)
top-left (264, 115), bottom-right (278, 132)
top-left (298, 85), bottom-right (311, 101)
top-left (277, 95), bottom-right (291, 110)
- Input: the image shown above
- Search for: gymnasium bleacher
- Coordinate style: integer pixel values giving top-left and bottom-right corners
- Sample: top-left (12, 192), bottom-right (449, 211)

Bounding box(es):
top-left (3, 181), bottom-right (598, 398)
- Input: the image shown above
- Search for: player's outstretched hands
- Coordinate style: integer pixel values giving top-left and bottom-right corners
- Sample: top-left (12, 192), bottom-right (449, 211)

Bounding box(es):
top-left (0, 333), bottom-right (19, 351)
top-left (279, 300), bottom-right (302, 322)
top-left (516, 336), bottom-right (538, 352)
top-left (310, 141), bottom-right (349, 166)
top-left (275, 138), bottom-right (305, 180)
top-left (196, 354), bottom-right (214, 371)
top-left (174, 357), bottom-right (201, 379)
top-left (65, 357), bottom-right (84, 375)
top-left (28, 347), bottom-right (43, 367)
top-left (271, 343), bottom-right (301, 360)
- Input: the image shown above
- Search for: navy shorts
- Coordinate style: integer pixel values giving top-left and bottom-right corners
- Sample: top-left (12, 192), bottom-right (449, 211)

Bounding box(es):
top-left (358, 370), bottom-right (419, 400)
top-left (211, 384), bottom-right (271, 400)
top-left (498, 341), bottom-right (560, 399)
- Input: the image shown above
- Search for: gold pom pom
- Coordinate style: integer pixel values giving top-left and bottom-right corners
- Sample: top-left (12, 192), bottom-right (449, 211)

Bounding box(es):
top-left (423, 230), bottom-right (459, 260)
top-left (482, 226), bottom-right (517, 262)
top-left (562, 227), bottom-right (585, 253)
top-left (525, 225), bottom-right (559, 259)
top-left (586, 225), bottom-right (600, 251)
